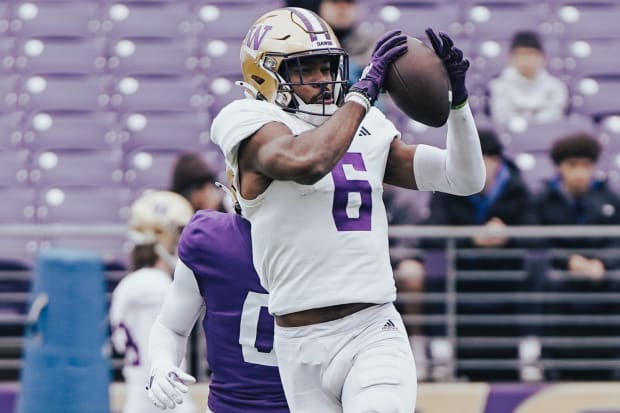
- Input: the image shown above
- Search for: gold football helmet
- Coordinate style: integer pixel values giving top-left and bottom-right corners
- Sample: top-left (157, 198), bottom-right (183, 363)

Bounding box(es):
top-left (240, 7), bottom-right (349, 122)
top-left (128, 190), bottom-right (193, 255)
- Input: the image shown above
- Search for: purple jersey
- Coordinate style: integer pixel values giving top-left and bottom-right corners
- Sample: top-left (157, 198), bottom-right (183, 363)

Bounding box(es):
top-left (178, 210), bottom-right (289, 413)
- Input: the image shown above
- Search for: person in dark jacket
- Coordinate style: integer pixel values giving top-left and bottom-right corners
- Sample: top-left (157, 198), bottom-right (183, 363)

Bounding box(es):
top-left (418, 129), bottom-right (534, 381)
top-left (422, 128), bottom-right (532, 250)
top-left (531, 132), bottom-right (620, 381)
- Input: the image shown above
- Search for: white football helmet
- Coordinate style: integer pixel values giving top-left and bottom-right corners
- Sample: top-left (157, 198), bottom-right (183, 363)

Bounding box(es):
top-left (128, 191), bottom-right (194, 266)
top-left (240, 7), bottom-right (349, 125)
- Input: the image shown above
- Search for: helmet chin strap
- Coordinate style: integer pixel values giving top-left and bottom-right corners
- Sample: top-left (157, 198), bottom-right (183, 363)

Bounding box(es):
top-left (292, 94), bottom-right (338, 126)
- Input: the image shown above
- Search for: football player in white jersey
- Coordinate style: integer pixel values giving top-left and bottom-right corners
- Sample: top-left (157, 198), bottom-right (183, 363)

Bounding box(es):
top-left (110, 191), bottom-right (198, 413)
top-left (211, 7), bottom-right (485, 413)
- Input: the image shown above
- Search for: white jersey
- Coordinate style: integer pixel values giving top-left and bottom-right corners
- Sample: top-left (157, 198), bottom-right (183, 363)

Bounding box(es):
top-left (110, 268), bottom-right (171, 383)
top-left (110, 268), bottom-right (198, 413)
top-left (211, 99), bottom-right (400, 315)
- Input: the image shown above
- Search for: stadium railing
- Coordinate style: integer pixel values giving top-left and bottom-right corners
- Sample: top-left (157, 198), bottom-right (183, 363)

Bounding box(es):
top-left (1, 224), bottom-right (620, 383)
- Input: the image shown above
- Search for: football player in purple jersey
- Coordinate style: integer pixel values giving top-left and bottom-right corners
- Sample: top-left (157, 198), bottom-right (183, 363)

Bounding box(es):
top-left (146, 199), bottom-right (289, 412)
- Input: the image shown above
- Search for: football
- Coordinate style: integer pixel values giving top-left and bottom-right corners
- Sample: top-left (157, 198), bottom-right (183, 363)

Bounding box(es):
top-left (384, 36), bottom-right (451, 128)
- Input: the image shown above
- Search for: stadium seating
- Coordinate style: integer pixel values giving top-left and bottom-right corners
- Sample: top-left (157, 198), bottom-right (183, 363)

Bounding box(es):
top-left (0, 187), bottom-right (36, 225)
top-left (11, 1), bottom-right (101, 39)
top-left (502, 115), bottom-right (595, 156)
top-left (196, 2), bottom-right (276, 40)
top-left (15, 37), bottom-right (106, 77)
top-left (107, 37), bottom-right (198, 77)
top-left (0, 112), bottom-right (22, 151)
top-left (18, 75), bottom-right (110, 113)
top-left (23, 111), bottom-right (117, 152)
top-left (199, 38), bottom-right (242, 77)
top-left (119, 111), bottom-right (209, 153)
top-left (555, 1), bottom-right (620, 40)
top-left (0, 37), bottom-right (14, 75)
top-left (110, 75), bottom-right (202, 113)
top-left (0, 75), bottom-right (18, 113)
top-left (36, 186), bottom-right (131, 225)
top-left (102, 2), bottom-right (191, 40)
top-left (572, 77), bottom-right (620, 120)
top-left (377, 3), bottom-right (462, 39)
top-left (123, 149), bottom-right (181, 192)
top-left (30, 149), bottom-right (124, 188)
top-left (0, 150), bottom-right (30, 187)
top-left (564, 38), bottom-right (620, 80)
top-left (463, 1), bottom-right (553, 40)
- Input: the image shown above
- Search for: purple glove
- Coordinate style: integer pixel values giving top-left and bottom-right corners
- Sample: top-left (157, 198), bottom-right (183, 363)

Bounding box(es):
top-left (349, 30), bottom-right (408, 105)
top-left (425, 28), bottom-right (470, 108)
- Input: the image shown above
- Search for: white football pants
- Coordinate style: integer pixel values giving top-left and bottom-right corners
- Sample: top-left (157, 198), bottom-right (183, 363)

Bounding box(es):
top-left (274, 303), bottom-right (417, 413)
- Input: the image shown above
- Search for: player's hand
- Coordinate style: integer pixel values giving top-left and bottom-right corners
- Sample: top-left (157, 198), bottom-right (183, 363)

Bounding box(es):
top-left (348, 30), bottom-right (408, 106)
top-left (146, 363), bottom-right (196, 410)
top-left (425, 28), bottom-right (470, 108)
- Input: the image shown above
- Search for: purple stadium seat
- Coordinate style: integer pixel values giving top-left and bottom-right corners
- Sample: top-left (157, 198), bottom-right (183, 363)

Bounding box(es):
top-left (120, 111), bottom-right (208, 153)
top-left (0, 75), bottom-right (19, 113)
top-left (0, 37), bottom-right (15, 74)
top-left (108, 37), bottom-right (198, 77)
top-left (464, 2), bottom-right (553, 40)
top-left (36, 186), bottom-right (131, 224)
top-left (12, 2), bottom-right (100, 38)
top-left (514, 152), bottom-right (556, 192)
top-left (30, 149), bottom-right (124, 188)
top-left (564, 39), bottom-right (620, 80)
top-left (0, 3), bottom-right (9, 33)
top-left (0, 112), bottom-right (22, 151)
top-left (200, 38), bottom-right (242, 77)
top-left (206, 76), bottom-right (245, 117)
top-left (0, 150), bottom-right (30, 187)
top-left (103, 2), bottom-right (191, 40)
top-left (377, 3), bottom-right (461, 39)
top-left (0, 187), bottom-right (36, 224)
top-left (23, 111), bottom-right (117, 151)
top-left (556, 1), bottom-right (620, 40)
top-left (19, 75), bottom-right (110, 113)
top-left (124, 149), bottom-right (180, 192)
top-left (503, 115), bottom-right (595, 156)
top-left (196, 3), bottom-right (274, 39)
top-left (572, 78), bottom-right (620, 120)
top-left (110, 75), bottom-right (202, 113)
top-left (15, 37), bottom-right (106, 76)
top-left (0, 237), bottom-right (37, 271)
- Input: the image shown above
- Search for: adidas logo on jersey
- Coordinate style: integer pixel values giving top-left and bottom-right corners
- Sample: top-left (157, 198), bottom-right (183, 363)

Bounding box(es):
top-left (357, 126), bottom-right (371, 137)
top-left (382, 319), bottom-right (398, 331)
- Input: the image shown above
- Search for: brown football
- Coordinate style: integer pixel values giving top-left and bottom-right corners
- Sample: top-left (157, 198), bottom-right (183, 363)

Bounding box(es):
top-left (384, 36), bottom-right (451, 127)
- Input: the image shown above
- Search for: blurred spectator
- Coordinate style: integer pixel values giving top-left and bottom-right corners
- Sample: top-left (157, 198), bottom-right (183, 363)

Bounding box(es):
top-left (530, 132), bottom-right (620, 380)
top-left (531, 132), bottom-right (620, 274)
top-left (488, 30), bottom-right (568, 126)
top-left (418, 129), bottom-right (534, 381)
top-left (170, 152), bottom-right (228, 212)
top-left (422, 129), bottom-right (532, 248)
top-left (286, 0), bottom-right (378, 82)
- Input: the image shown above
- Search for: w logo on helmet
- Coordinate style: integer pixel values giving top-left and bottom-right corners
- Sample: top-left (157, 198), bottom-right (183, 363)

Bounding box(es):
top-left (245, 25), bottom-right (273, 51)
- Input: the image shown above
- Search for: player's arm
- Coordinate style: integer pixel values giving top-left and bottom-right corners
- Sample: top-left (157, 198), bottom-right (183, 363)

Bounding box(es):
top-left (147, 259), bottom-right (204, 410)
top-left (239, 105), bottom-right (366, 186)
top-left (384, 29), bottom-right (485, 196)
